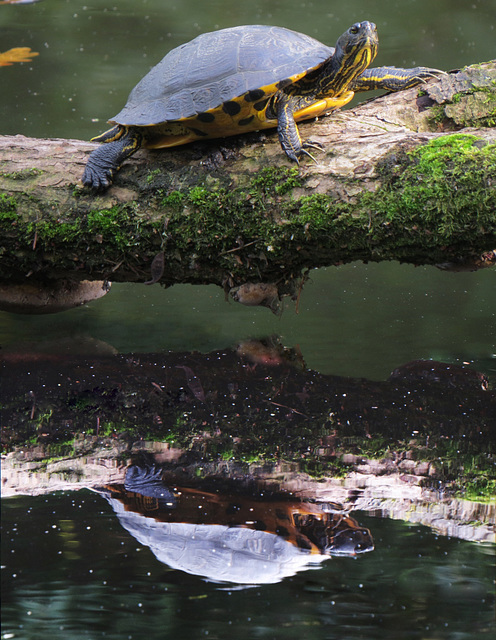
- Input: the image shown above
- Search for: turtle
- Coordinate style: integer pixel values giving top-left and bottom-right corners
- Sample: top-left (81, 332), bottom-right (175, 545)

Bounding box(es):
top-left (82, 21), bottom-right (442, 189)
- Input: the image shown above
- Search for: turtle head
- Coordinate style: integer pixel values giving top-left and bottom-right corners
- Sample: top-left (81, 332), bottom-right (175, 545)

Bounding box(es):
top-left (316, 21), bottom-right (378, 98)
top-left (336, 21), bottom-right (378, 72)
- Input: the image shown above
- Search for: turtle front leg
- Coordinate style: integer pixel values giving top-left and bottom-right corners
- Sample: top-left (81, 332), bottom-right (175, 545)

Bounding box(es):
top-left (82, 126), bottom-right (143, 190)
top-left (275, 94), bottom-right (318, 163)
top-left (352, 66), bottom-right (445, 92)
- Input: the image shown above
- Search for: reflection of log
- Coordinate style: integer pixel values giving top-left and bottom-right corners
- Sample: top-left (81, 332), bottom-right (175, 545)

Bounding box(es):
top-left (2, 345), bottom-right (492, 440)
top-left (1, 63), bottom-right (495, 294)
top-left (2, 344), bottom-right (494, 505)
top-left (2, 440), bottom-right (494, 544)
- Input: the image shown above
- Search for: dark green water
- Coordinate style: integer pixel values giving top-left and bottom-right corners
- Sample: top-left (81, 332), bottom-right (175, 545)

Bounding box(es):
top-left (2, 491), bottom-right (495, 640)
top-left (1, 1), bottom-right (495, 638)
top-left (0, 264), bottom-right (495, 381)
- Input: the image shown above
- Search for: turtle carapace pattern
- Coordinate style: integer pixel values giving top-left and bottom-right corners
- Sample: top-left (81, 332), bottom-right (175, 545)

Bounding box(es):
top-left (82, 22), bottom-right (442, 189)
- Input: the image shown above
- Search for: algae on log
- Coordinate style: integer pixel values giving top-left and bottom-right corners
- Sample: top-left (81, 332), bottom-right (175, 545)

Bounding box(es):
top-left (0, 62), bottom-right (495, 298)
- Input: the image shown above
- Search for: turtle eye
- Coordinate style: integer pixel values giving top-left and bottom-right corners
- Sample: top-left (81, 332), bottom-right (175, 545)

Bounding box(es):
top-left (349, 24), bottom-right (360, 35)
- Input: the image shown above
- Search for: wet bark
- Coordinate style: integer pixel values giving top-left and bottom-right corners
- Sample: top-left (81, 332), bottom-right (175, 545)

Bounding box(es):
top-left (1, 62), bottom-right (495, 301)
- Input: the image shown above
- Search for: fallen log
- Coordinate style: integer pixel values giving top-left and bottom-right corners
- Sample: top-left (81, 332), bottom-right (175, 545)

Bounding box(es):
top-left (1, 62), bottom-right (495, 305)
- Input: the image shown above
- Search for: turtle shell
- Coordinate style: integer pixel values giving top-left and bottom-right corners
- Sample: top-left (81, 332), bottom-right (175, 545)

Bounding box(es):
top-left (111, 25), bottom-right (334, 126)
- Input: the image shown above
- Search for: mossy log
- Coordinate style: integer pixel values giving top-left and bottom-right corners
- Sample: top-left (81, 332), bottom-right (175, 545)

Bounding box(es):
top-left (1, 62), bottom-right (495, 302)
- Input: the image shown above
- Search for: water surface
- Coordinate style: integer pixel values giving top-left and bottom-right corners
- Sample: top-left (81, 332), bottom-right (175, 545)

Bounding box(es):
top-left (2, 489), bottom-right (494, 640)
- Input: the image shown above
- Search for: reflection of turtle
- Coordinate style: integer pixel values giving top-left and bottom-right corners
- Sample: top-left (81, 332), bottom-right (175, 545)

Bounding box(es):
top-left (97, 465), bottom-right (373, 584)
top-left (83, 22), bottom-right (442, 188)
top-left (123, 465), bottom-right (176, 508)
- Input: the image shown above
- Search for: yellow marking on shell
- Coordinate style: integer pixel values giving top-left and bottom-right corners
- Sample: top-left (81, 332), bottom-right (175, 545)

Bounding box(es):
top-left (139, 66), bottom-right (349, 150)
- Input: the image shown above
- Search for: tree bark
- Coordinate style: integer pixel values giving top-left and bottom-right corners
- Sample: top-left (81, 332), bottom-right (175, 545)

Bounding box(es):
top-left (1, 62), bottom-right (495, 305)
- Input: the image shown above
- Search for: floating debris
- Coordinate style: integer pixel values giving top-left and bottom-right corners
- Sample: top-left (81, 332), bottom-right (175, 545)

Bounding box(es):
top-left (0, 47), bottom-right (39, 66)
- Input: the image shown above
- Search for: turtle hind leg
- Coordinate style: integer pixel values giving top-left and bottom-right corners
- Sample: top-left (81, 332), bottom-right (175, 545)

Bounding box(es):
top-left (82, 126), bottom-right (143, 190)
top-left (353, 66), bottom-right (445, 92)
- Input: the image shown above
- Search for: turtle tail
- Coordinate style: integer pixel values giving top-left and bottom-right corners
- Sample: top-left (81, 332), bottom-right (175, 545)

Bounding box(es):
top-left (82, 126), bottom-right (143, 190)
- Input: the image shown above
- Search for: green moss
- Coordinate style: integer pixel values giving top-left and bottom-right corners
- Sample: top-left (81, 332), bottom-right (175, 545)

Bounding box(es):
top-left (99, 422), bottom-right (120, 437)
top-left (164, 182), bottom-right (270, 258)
top-left (15, 202), bottom-right (144, 253)
top-left (448, 87), bottom-right (496, 127)
top-left (408, 133), bottom-right (479, 175)
top-left (26, 218), bottom-right (80, 244)
top-left (146, 168), bottom-right (161, 184)
top-left (427, 103), bottom-right (448, 124)
top-left (149, 134), bottom-right (495, 276)
top-left (0, 193), bottom-right (17, 219)
top-left (296, 195), bottom-right (348, 228)
top-left (152, 168), bottom-right (306, 273)
top-left (160, 190), bottom-right (184, 208)
top-left (257, 137), bottom-right (494, 261)
top-left (462, 477), bottom-right (496, 503)
top-left (0, 168), bottom-right (44, 180)
top-left (362, 134), bottom-right (496, 249)
top-left (86, 206), bottom-right (142, 250)
top-left (300, 458), bottom-right (353, 478)
top-left (250, 166), bottom-right (302, 196)
top-left (348, 436), bottom-right (395, 459)
top-left (188, 185), bottom-right (213, 206)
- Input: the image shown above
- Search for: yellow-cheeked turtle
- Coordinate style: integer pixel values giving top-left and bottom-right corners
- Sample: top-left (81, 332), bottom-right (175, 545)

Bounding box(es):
top-left (82, 22), bottom-right (442, 189)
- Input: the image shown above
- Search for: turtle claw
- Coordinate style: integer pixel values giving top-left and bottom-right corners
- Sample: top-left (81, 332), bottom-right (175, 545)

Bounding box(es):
top-left (280, 142), bottom-right (300, 164)
top-left (299, 148), bottom-right (318, 164)
top-left (82, 151), bottom-right (118, 190)
top-left (416, 68), bottom-right (447, 83)
top-left (300, 139), bottom-right (325, 163)
top-left (303, 139), bottom-right (325, 152)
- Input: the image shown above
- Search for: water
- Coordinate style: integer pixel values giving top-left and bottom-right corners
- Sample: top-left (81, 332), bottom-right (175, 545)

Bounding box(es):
top-left (1, 490), bottom-right (494, 640)
top-left (1, 264), bottom-right (495, 381)
top-left (1, 1), bottom-right (495, 638)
